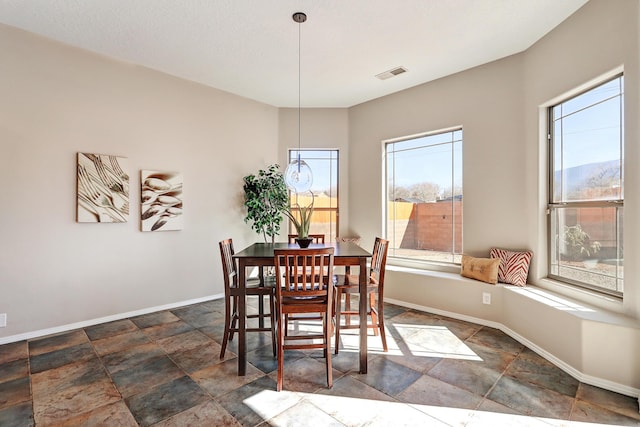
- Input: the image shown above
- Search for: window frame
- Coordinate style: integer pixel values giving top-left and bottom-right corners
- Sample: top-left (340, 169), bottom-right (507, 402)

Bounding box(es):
top-left (383, 127), bottom-right (463, 268)
top-left (287, 149), bottom-right (339, 242)
top-left (546, 74), bottom-right (624, 297)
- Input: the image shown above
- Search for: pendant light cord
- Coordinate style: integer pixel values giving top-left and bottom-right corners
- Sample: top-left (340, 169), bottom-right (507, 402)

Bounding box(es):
top-left (297, 14), bottom-right (302, 166)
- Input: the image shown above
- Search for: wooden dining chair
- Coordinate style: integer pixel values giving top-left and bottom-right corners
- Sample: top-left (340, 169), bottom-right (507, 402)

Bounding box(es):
top-left (287, 234), bottom-right (325, 244)
top-left (274, 247), bottom-right (335, 391)
top-left (334, 237), bottom-right (389, 354)
top-left (218, 239), bottom-right (276, 359)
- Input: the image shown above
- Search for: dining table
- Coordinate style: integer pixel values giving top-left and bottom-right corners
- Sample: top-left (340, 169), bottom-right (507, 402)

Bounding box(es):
top-left (232, 241), bottom-right (372, 376)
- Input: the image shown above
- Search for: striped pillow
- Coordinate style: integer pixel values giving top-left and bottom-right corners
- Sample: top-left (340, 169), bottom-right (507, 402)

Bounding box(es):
top-left (490, 248), bottom-right (533, 287)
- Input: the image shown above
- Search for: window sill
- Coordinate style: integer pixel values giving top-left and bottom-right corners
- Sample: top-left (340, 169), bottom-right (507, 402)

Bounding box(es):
top-left (535, 277), bottom-right (625, 316)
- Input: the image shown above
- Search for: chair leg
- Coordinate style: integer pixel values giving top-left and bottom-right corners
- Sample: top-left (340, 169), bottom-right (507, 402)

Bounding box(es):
top-left (229, 295), bottom-right (238, 341)
top-left (370, 293), bottom-right (379, 336)
top-left (378, 294), bottom-right (388, 352)
top-left (276, 309), bottom-right (285, 392)
top-left (269, 293), bottom-right (276, 357)
top-left (325, 311), bottom-right (333, 388)
top-left (258, 294), bottom-right (265, 328)
top-left (334, 289), bottom-right (342, 354)
top-left (219, 295), bottom-right (232, 359)
top-left (344, 294), bottom-right (351, 325)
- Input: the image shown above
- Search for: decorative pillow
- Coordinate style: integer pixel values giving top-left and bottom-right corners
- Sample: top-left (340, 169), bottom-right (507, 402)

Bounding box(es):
top-left (490, 248), bottom-right (533, 287)
top-left (460, 255), bottom-right (500, 284)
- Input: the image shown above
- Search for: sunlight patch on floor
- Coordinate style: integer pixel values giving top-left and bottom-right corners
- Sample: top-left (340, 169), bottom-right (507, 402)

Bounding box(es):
top-left (244, 390), bottom-right (617, 426)
top-left (336, 323), bottom-right (483, 361)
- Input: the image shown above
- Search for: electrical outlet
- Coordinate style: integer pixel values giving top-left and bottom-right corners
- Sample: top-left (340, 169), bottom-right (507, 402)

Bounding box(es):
top-left (482, 292), bottom-right (491, 305)
top-left (0, 313), bottom-right (6, 327)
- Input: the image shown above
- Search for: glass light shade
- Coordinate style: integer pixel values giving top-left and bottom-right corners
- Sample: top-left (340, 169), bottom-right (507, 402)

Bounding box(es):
top-left (284, 159), bottom-right (313, 193)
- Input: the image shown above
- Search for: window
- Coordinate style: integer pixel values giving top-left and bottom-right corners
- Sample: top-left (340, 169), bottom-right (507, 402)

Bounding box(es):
top-left (288, 150), bottom-right (339, 241)
top-left (548, 75), bottom-right (624, 296)
top-left (385, 128), bottom-right (463, 265)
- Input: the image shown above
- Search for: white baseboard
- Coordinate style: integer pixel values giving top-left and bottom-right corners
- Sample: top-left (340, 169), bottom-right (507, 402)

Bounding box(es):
top-left (0, 294), bottom-right (224, 346)
top-left (385, 297), bottom-right (640, 400)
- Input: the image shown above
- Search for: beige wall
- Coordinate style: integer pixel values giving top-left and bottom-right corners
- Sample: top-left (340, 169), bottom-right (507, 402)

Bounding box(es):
top-left (1, 0), bottom-right (639, 397)
top-left (349, 0), bottom-right (640, 395)
top-left (0, 25), bottom-right (280, 338)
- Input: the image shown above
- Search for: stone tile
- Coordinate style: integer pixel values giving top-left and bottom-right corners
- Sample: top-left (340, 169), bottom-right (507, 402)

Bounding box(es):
top-left (309, 376), bottom-right (398, 426)
top-left (571, 398), bottom-right (640, 426)
top-left (130, 311), bottom-right (181, 329)
top-left (351, 356), bottom-right (421, 397)
top-left (504, 348), bottom-right (579, 398)
top-left (267, 399), bottom-right (345, 426)
top-left (156, 329), bottom-right (213, 354)
top-left (397, 374), bottom-right (483, 409)
top-left (364, 402), bottom-right (451, 426)
top-left (169, 340), bottom-right (231, 374)
top-left (91, 329), bottom-right (151, 356)
top-left (475, 398), bottom-right (524, 415)
top-left (434, 316), bottom-right (482, 341)
top-left (141, 320), bottom-right (195, 341)
top-left (466, 326), bottom-right (525, 356)
top-left (427, 357), bottom-right (502, 397)
top-left (191, 358), bottom-right (265, 397)
top-left (208, 329), bottom-right (275, 357)
top-left (30, 342), bottom-right (97, 374)
top-left (0, 342), bottom-right (28, 365)
top-left (0, 401), bottom-right (33, 427)
top-left (392, 321), bottom-right (475, 362)
top-left (31, 357), bottom-right (109, 397)
top-left (329, 347), bottom-right (369, 374)
top-left (84, 319), bottom-right (138, 341)
top-left (576, 383), bottom-right (640, 421)
top-left (245, 342), bottom-right (279, 374)
top-left (125, 376), bottom-right (210, 427)
top-left (0, 358), bottom-right (29, 384)
top-left (55, 400), bottom-right (137, 427)
top-left (0, 377), bottom-right (31, 410)
top-left (101, 342), bottom-right (165, 375)
top-left (386, 309), bottom-right (440, 327)
top-left (110, 355), bottom-right (184, 398)
top-left (466, 405), bottom-right (552, 427)
top-left (217, 376), bottom-right (300, 427)
top-left (382, 302), bottom-right (410, 319)
top-left (153, 399), bottom-right (241, 427)
top-left (28, 330), bottom-right (88, 356)
top-left (31, 358), bottom-right (120, 425)
top-left (171, 304), bottom-right (225, 329)
top-left (487, 374), bottom-right (574, 419)
top-left (265, 357), bottom-right (342, 393)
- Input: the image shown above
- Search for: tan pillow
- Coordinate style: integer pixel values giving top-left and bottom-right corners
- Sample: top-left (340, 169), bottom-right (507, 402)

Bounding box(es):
top-left (460, 255), bottom-right (500, 284)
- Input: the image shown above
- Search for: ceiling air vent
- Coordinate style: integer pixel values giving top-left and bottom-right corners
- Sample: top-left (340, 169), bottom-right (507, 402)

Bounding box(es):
top-left (375, 66), bottom-right (408, 80)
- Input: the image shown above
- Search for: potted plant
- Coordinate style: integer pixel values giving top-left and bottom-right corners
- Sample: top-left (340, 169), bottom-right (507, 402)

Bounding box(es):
top-left (243, 164), bottom-right (289, 243)
top-left (284, 192), bottom-right (315, 248)
top-left (562, 224), bottom-right (601, 264)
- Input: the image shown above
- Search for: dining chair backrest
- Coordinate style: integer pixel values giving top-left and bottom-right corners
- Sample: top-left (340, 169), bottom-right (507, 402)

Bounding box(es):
top-left (369, 237), bottom-right (389, 287)
top-left (287, 234), bottom-right (325, 244)
top-left (219, 238), bottom-right (237, 291)
top-left (274, 247), bottom-right (335, 298)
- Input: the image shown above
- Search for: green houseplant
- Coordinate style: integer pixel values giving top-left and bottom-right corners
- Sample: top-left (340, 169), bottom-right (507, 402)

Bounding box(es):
top-left (562, 224), bottom-right (601, 262)
top-left (243, 164), bottom-right (289, 243)
top-left (284, 192), bottom-right (315, 246)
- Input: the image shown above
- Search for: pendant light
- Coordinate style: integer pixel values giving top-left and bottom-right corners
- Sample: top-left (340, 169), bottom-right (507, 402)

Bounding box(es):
top-left (284, 12), bottom-right (313, 193)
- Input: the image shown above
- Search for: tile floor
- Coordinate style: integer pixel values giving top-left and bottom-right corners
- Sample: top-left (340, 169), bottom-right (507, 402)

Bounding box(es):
top-left (1, 298), bottom-right (639, 426)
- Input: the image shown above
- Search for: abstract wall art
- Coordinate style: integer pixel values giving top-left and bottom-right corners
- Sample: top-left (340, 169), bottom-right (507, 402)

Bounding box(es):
top-left (77, 152), bottom-right (129, 223)
top-left (140, 170), bottom-right (183, 231)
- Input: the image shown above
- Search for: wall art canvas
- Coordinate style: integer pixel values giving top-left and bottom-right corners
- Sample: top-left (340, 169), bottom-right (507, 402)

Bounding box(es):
top-left (77, 152), bottom-right (129, 223)
top-left (141, 170), bottom-right (183, 231)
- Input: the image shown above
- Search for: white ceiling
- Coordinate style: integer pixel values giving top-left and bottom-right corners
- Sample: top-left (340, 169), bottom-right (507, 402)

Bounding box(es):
top-left (0, 0), bottom-right (588, 108)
